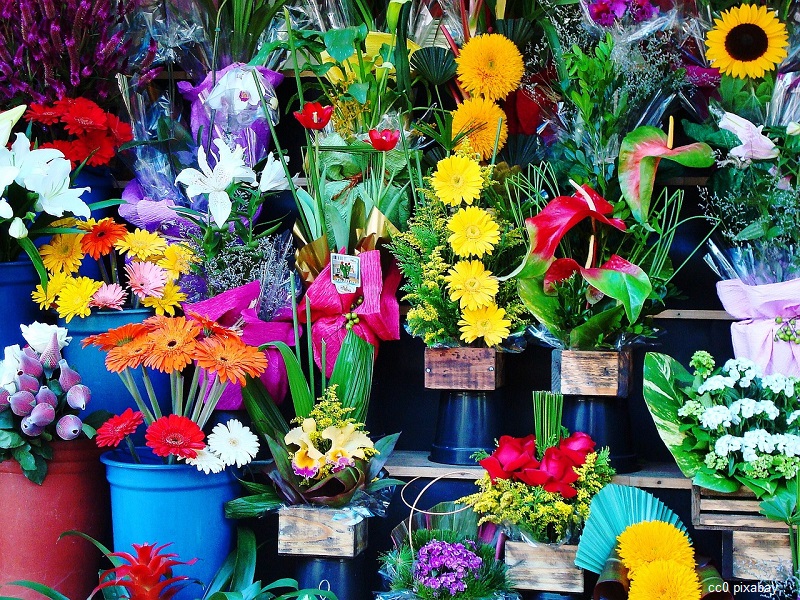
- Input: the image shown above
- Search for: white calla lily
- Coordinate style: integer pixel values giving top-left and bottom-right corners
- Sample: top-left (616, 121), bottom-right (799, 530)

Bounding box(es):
top-left (0, 105), bottom-right (26, 148)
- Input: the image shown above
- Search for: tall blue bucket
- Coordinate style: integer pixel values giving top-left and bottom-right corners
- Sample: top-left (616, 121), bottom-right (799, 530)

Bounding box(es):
top-left (0, 259), bottom-right (41, 348)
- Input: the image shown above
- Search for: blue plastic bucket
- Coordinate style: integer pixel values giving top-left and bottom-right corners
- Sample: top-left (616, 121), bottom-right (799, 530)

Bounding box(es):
top-left (0, 259), bottom-right (41, 348)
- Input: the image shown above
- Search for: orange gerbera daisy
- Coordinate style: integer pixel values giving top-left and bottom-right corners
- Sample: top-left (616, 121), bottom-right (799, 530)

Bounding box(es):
top-left (106, 335), bottom-right (154, 372)
top-left (83, 323), bottom-right (149, 351)
top-left (144, 317), bottom-right (202, 374)
top-left (195, 337), bottom-right (268, 385)
top-left (185, 309), bottom-right (238, 339)
top-left (142, 314), bottom-right (171, 331)
top-left (80, 218), bottom-right (129, 259)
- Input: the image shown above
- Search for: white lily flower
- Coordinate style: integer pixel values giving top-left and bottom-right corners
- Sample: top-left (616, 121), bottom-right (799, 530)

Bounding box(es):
top-left (259, 154), bottom-right (290, 192)
top-left (20, 322), bottom-right (71, 353)
top-left (175, 139), bottom-right (256, 227)
top-left (25, 157), bottom-right (91, 218)
top-left (0, 133), bottom-right (64, 188)
top-left (8, 217), bottom-right (27, 238)
top-left (719, 112), bottom-right (779, 161)
top-left (788, 122), bottom-right (800, 136)
top-left (0, 105), bottom-right (26, 148)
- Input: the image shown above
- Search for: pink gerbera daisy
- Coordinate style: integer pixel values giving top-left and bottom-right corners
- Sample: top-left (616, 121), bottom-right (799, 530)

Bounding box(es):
top-left (89, 283), bottom-right (128, 310)
top-left (125, 262), bottom-right (167, 300)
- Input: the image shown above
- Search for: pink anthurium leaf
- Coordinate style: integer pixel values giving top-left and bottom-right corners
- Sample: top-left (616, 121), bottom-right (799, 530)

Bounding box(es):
top-left (581, 255), bottom-right (652, 323)
top-left (619, 126), bottom-right (714, 224)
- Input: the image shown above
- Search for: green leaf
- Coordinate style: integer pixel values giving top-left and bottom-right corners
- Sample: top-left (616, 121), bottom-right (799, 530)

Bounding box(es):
top-left (697, 559), bottom-right (728, 599)
top-left (347, 82), bottom-right (370, 105)
top-left (261, 342), bottom-right (313, 419)
top-left (328, 330), bottom-right (374, 424)
top-left (22, 452), bottom-right (48, 485)
top-left (323, 26), bottom-right (367, 62)
top-left (11, 445), bottom-right (35, 471)
top-left (693, 471), bottom-right (740, 493)
top-left (6, 582), bottom-right (69, 600)
top-left (231, 527), bottom-right (257, 591)
top-left (0, 410), bottom-right (13, 429)
top-left (568, 305), bottom-right (623, 350)
top-left (410, 47), bottom-right (456, 86)
top-left (0, 430), bottom-right (26, 449)
top-left (582, 261), bottom-right (652, 323)
top-left (368, 432), bottom-right (401, 481)
top-left (241, 375), bottom-right (290, 441)
top-left (225, 491), bottom-right (284, 519)
top-left (759, 487), bottom-right (796, 523)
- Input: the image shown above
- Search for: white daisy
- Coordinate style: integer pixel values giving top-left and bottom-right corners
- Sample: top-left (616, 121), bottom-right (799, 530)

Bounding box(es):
top-left (207, 419), bottom-right (260, 467)
top-left (184, 447), bottom-right (226, 474)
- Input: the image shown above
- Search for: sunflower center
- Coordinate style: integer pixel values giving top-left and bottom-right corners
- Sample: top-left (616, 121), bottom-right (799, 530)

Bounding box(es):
top-left (725, 24), bottom-right (769, 62)
top-left (465, 225), bottom-right (481, 239)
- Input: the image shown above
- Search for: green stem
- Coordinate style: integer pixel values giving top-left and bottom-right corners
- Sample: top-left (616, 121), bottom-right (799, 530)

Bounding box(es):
top-left (119, 369), bottom-right (155, 424)
top-left (184, 365), bottom-right (200, 418)
top-left (306, 297), bottom-right (314, 401)
top-left (141, 367), bottom-right (162, 420)
top-left (189, 372), bottom-right (210, 421)
top-left (197, 378), bottom-right (227, 429)
top-left (125, 436), bottom-right (140, 463)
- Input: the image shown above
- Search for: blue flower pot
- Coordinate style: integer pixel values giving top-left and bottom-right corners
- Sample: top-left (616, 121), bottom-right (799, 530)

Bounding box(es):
top-left (0, 259), bottom-right (42, 348)
top-left (101, 448), bottom-right (240, 599)
top-left (429, 391), bottom-right (502, 465)
top-left (59, 309), bottom-right (170, 442)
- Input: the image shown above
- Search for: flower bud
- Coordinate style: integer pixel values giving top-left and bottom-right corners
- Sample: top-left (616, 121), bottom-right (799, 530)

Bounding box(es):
top-left (35, 386), bottom-right (58, 408)
top-left (8, 217), bottom-right (28, 239)
top-left (15, 373), bottom-right (39, 394)
top-left (39, 333), bottom-right (62, 370)
top-left (66, 384), bottom-right (90, 410)
top-left (29, 402), bottom-right (55, 427)
top-left (56, 414), bottom-right (82, 440)
top-left (58, 359), bottom-right (81, 391)
top-left (21, 417), bottom-right (44, 437)
top-left (10, 391), bottom-right (36, 416)
top-left (19, 352), bottom-right (43, 378)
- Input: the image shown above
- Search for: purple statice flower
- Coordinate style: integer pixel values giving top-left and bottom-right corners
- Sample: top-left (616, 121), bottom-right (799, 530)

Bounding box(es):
top-left (628, 0), bottom-right (658, 23)
top-left (413, 540), bottom-right (483, 598)
top-left (588, 0), bottom-right (628, 26)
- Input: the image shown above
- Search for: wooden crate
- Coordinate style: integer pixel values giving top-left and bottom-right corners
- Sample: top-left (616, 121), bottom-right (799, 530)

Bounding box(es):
top-left (277, 506), bottom-right (368, 558)
top-left (504, 541), bottom-right (584, 593)
top-left (551, 350), bottom-right (631, 397)
top-left (691, 485), bottom-right (788, 532)
top-left (728, 531), bottom-right (792, 581)
top-left (424, 347), bottom-right (505, 390)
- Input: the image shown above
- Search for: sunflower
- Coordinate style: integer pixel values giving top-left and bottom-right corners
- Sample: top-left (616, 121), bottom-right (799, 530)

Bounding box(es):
top-left (157, 244), bottom-right (197, 280)
top-left (456, 33), bottom-right (525, 101)
top-left (141, 282), bottom-right (187, 316)
top-left (83, 322), bottom-right (149, 351)
top-left (458, 303), bottom-right (511, 347)
top-left (628, 560), bottom-right (701, 600)
top-left (194, 336), bottom-right (268, 385)
top-left (431, 155), bottom-right (485, 206)
top-left (144, 317), bottom-right (201, 374)
top-left (705, 4), bottom-right (788, 79)
top-left (617, 521), bottom-right (695, 577)
top-left (452, 97), bottom-right (508, 160)
top-left (114, 228), bottom-right (168, 261)
top-left (447, 206), bottom-right (501, 258)
top-left (40, 233), bottom-right (85, 274)
top-left (55, 277), bottom-right (102, 322)
top-left (31, 270), bottom-right (70, 310)
top-left (445, 260), bottom-right (499, 310)
top-left (105, 335), bottom-right (153, 372)
top-left (79, 218), bottom-right (129, 259)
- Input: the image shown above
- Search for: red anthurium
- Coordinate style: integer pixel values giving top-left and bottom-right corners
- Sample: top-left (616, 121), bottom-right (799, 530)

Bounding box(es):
top-left (368, 128), bottom-right (401, 151)
top-left (479, 434), bottom-right (539, 482)
top-left (293, 102), bottom-right (334, 130)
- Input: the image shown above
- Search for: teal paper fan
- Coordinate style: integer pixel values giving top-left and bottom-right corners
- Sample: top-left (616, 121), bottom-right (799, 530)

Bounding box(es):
top-left (575, 484), bottom-right (688, 574)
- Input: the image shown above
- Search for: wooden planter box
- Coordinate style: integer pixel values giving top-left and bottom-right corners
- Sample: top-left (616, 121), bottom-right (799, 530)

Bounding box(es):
top-left (726, 531), bottom-right (792, 581)
top-left (277, 506), bottom-right (368, 558)
top-left (692, 485), bottom-right (788, 532)
top-left (504, 541), bottom-right (584, 593)
top-left (551, 350), bottom-right (631, 397)
top-left (424, 347), bottom-right (505, 391)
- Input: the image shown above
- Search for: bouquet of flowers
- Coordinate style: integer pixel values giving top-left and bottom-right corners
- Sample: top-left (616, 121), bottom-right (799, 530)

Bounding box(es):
top-left (85, 314), bottom-right (267, 472)
top-left (0, 322), bottom-right (105, 483)
top-left (31, 219), bottom-right (193, 322)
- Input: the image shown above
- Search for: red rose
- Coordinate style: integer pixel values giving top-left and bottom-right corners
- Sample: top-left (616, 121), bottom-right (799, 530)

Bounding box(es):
top-left (480, 434), bottom-right (539, 482)
top-left (558, 431), bottom-right (595, 466)
top-left (517, 446), bottom-right (581, 498)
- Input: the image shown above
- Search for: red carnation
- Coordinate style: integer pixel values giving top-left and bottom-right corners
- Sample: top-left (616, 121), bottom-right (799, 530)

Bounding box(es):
top-left (293, 102), bottom-right (334, 130)
top-left (145, 415), bottom-right (205, 459)
top-left (60, 97), bottom-right (108, 135)
top-left (25, 103), bottom-right (62, 126)
top-left (368, 128), bottom-right (400, 152)
top-left (96, 408), bottom-right (144, 448)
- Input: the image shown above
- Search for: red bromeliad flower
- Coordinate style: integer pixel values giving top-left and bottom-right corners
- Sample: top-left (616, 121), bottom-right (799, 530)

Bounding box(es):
top-left (93, 542), bottom-right (197, 600)
top-left (145, 415), bottom-right (205, 459)
top-left (96, 408), bottom-right (144, 448)
top-left (293, 102), bottom-right (334, 130)
top-left (368, 129), bottom-right (400, 151)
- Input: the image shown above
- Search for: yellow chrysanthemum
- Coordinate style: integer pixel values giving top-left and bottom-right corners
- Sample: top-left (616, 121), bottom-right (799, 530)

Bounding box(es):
top-left (39, 233), bottom-right (85, 274)
top-left (157, 244), bottom-right (197, 280)
top-left (458, 303), bottom-right (511, 347)
top-left (452, 97), bottom-right (508, 160)
top-left (55, 277), bottom-right (102, 323)
top-left (617, 521), bottom-right (695, 577)
top-left (445, 260), bottom-right (498, 310)
top-left (31, 270), bottom-right (70, 310)
top-left (628, 560), bottom-right (701, 600)
top-left (447, 206), bottom-right (501, 258)
top-left (431, 155), bottom-right (484, 206)
top-left (456, 33), bottom-right (524, 101)
top-left (114, 229), bottom-right (168, 261)
top-left (706, 4), bottom-right (788, 79)
top-left (141, 281), bottom-right (187, 316)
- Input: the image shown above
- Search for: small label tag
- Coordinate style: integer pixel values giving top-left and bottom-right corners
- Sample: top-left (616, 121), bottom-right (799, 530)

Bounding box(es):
top-left (330, 253), bottom-right (361, 294)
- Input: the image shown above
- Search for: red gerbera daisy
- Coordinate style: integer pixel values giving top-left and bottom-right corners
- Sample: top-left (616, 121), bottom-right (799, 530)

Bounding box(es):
top-left (145, 415), bottom-right (205, 459)
top-left (106, 113), bottom-right (134, 146)
top-left (60, 98), bottom-right (108, 135)
top-left (40, 140), bottom-right (83, 166)
top-left (78, 131), bottom-right (117, 166)
top-left (96, 408), bottom-right (144, 448)
top-left (25, 103), bottom-right (62, 126)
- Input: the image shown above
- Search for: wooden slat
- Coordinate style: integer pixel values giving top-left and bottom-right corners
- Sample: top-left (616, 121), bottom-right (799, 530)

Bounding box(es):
top-left (505, 541), bottom-right (583, 593)
top-left (424, 347), bottom-right (504, 390)
top-left (277, 506), bottom-right (368, 557)
top-left (692, 486), bottom-right (789, 532)
top-left (700, 499), bottom-right (762, 512)
top-left (731, 531), bottom-right (792, 581)
top-left (552, 350), bottom-right (630, 396)
top-left (653, 309), bottom-right (734, 321)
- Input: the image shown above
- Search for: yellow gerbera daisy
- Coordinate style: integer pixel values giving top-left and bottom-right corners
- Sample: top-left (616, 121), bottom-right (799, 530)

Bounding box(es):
top-left (705, 4), bottom-right (788, 79)
top-left (31, 270), bottom-right (70, 310)
top-left (157, 244), bottom-right (197, 280)
top-left (447, 206), bottom-right (501, 258)
top-left (628, 560), bottom-right (701, 600)
top-left (445, 260), bottom-right (499, 310)
top-left (458, 303), bottom-right (511, 347)
top-left (617, 521), bottom-right (695, 577)
top-left (456, 34), bottom-right (525, 101)
top-left (39, 233), bottom-right (85, 274)
top-left (141, 281), bottom-right (187, 316)
top-left (55, 277), bottom-right (102, 323)
top-left (431, 155), bottom-right (484, 206)
top-left (114, 229), bottom-right (168, 261)
top-left (452, 97), bottom-right (509, 160)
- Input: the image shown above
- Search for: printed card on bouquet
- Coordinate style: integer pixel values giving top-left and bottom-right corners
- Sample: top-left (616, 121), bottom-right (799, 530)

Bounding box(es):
top-left (330, 253), bottom-right (361, 294)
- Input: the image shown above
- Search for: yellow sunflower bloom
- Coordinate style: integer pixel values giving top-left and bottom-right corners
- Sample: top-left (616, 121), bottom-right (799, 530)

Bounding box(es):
top-left (55, 277), bottom-right (102, 322)
top-left (628, 560), bottom-right (701, 600)
top-left (447, 206), bottom-right (501, 258)
top-left (445, 260), bottom-right (498, 310)
top-left (452, 97), bottom-right (508, 160)
top-left (31, 271), bottom-right (70, 310)
top-left (39, 233), bottom-right (85, 274)
top-left (157, 244), bottom-right (197, 280)
top-left (114, 229), bottom-right (168, 261)
top-left (456, 33), bottom-right (525, 101)
top-left (431, 155), bottom-right (484, 206)
top-left (706, 4), bottom-right (788, 79)
top-left (617, 521), bottom-right (695, 577)
top-left (141, 281), bottom-right (187, 316)
top-left (458, 303), bottom-right (511, 347)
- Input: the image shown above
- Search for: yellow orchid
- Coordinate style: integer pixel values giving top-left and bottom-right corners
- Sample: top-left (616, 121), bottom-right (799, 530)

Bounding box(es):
top-left (285, 418), bottom-right (326, 477)
top-left (322, 423), bottom-right (375, 470)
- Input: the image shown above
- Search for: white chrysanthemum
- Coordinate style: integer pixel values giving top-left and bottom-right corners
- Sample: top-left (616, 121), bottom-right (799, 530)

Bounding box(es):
top-left (756, 400), bottom-right (780, 421)
top-left (208, 419), bottom-right (260, 467)
top-left (714, 434), bottom-right (743, 457)
top-left (697, 375), bottom-right (737, 395)
top-left (762, 374), bottom-right (798, 397)
top-left (730, 398), bottom-right (757, 420)
top-left (743, 429), bottom-right (775, 454)
top-left (184, 448), bottom-right (226, 474)
top-left (787, 410), bottom-right (800, 425)
top-left (775, 434), bottom-right (800, 457)
top-left (722, 358), bottom-right (761, 387)
top-left (700, 405), bottom-right (735, 429)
